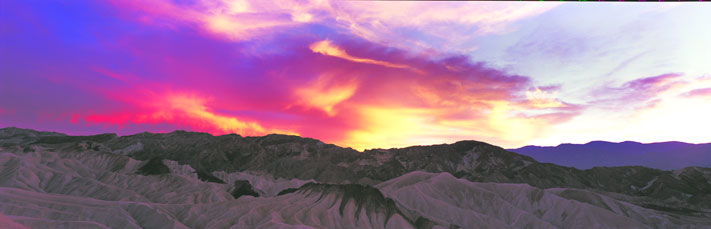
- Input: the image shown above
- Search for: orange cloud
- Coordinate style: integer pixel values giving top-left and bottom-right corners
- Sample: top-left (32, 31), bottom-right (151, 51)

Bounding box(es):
top-left (293, 74), bottom-right (358, 116)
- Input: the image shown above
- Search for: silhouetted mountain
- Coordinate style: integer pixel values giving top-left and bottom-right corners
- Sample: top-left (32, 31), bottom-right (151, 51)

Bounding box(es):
top-left (510, 141), bottom-right (711, 170)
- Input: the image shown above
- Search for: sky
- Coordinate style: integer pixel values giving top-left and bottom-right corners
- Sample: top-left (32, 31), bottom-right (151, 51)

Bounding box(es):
top-left (1, 1), bottom-right (710, 150)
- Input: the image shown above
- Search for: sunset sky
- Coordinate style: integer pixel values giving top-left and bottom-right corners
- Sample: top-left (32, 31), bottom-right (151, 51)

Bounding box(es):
top-left (1, 1), bottom-right (710, 150)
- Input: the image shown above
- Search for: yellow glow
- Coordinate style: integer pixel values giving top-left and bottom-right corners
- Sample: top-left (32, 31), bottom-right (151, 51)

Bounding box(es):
top-left (225, 0), bottom-right (250, 14)
top-left (292, 12), bottom-right (313, 22)
top-left (202, 12), bottom-right (290, 40)
top-left (340, 106), bottom-right (449, 150)
top-left (483, 101), bottom-right (546, 143)
top-left (339, 101), bottom-right (556, 150)
top-left (438, 101), bottom-right (550, 147)
top-left (294, 75), bottom-right (358, 116)
top-left (206, 15), bottom-right (235, 35)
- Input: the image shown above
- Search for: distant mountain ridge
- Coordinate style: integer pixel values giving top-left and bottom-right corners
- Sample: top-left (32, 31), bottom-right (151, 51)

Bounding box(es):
top-left (509, 141), bottom-right (711, 170)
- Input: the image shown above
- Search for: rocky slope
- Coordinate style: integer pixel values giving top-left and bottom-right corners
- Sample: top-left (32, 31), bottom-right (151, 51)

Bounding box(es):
top-left (0, 144), bottom-right (415, 228)
top-left (1, 127), bottom-right (710, 228)
top-left (377, 171), bottom-right (711, 228)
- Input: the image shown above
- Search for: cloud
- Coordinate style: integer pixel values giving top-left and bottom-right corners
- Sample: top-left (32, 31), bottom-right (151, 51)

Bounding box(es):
top-left (332, 1), bottom-right (561, 54)
top-left (309, 40), bottom-right (418, 72)
top-left (526, 74), bottom-right (711, 148)
top-left (590, 73), bottom-right (687, 110)
top-left (681, 88), bottom-right (711, 99)
top-left (524, 87), bottom-right (568, 109)
top-left (144, 93), bottom-right (293, 136)
top-left (85, 91), bottom-right (297, 136)
top-left (292, 74), bottom-right (358, 116)
top-left (298, 46), bottom-right (582, 149)
top-left (107, 0), bottom-right (326, 40)
top-left (1, 0), bottom-right (576, 150)
top-left (107, 0), bottom-right (558, 55)
top-left (622, 73), bottom-right (684, 91)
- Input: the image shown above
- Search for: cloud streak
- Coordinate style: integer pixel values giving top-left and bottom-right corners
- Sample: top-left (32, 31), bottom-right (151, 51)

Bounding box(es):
top-left (309, 40), bottom-right (418, 72)
top-left (590, 73), bottom-right (687, 110)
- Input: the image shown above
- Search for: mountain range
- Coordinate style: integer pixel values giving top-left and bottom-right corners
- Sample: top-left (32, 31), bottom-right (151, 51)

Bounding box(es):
top-left (0, 127), bottom-right (710, 228)
top-left (509, 141), bottom-right (711, 170)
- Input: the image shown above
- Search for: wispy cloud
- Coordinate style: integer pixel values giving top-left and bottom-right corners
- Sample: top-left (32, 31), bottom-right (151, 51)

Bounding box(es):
top-left (590, 73), bottom-right (687, 110)
top-left (107, 0), bottom-right (559, 54)
top-left (309, 40), bottom-right (418, 72)
top-left (333, 1), bottom-right (560, 54)
top-left (292, 74), bottom-right (358, 116)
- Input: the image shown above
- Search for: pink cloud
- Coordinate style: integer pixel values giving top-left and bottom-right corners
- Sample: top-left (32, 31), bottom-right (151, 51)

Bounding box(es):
top-left (681, 88), bottom-right (711, 98)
